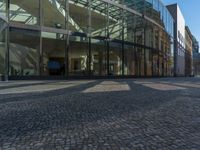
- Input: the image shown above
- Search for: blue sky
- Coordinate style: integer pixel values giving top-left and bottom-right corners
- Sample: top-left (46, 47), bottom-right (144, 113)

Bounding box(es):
top-left (163, 0), bottom-right (200, 43)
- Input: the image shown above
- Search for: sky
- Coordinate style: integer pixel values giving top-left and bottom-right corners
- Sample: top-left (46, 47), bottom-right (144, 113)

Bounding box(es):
top-left (163, 0), bottom-right (200, 43)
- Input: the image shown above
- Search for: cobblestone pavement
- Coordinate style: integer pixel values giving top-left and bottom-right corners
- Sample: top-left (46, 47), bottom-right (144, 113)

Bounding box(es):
top-left (1, 78), bottom-right (200, 149)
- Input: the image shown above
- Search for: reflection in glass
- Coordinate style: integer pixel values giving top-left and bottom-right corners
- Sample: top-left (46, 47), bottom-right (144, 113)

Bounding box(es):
top-left (109, 42), bottom-right (122, 76)
top-left (0, 0), bottom-right (7, 18)
top-left (69, 36), bottom-right (89, 76)
top-left (124, 11), bottom-right (135, 43)
top-left (0, 23), bottom-right (6, 75)
top-left (91, 38), bottom-right (107, 76)
top-left (152, 51), bottom-right (159, 76)
top-left (9, 28), bottom-right (40, 76)
top-left (91, 0), bottom-right (107, 38)
top-left (69, 0), bottom-right (89, 33)
top-left (10, 0), bottom-right (40, 25)
top-left (146, 49), bottom-right (152, 76)
top-left (4, 0), bottom-right (174, 78)
top-left (136, 48), bottom-right (145, 76)
top-left (43, 0), bottom-right (66, 29)
top-left (108, 5), bottom-right (123, 40)
top-left (42, 32), bottom-right (66, 76)
top-left (124, 45), bottom-right (135, 76)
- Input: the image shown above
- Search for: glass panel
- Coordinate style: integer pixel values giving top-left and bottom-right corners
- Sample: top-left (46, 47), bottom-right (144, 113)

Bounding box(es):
top-left (163, 45), bottom-right (168, 76)
top-left (135, 22), bottom-right (144, 45)
top-left (91, 38), bottom-right (107, 76)
top-left (159, 51), bottom-right (163, 76)
top-left (146, 49), bottom-right (152, 76)
top-left (135, 0), bottom-right (144, 13)
top-left (124, 11), bottom-right (135, 43)
top-left (153, 0), bottom-right (158, 11)
top-left (91, 0), bottom-right (107, 38)
top-left (152, 0), bottom-right (160, 23)
top-left (69, 35), bottom-right (89, 76)
top-left (154, 28), bottom-right (159, 49)
top-left (125, 0), bottom-right (144, 13)
top-left (109, 42), bottom-right (122, 76)
top-left (42, 32), bottom-right (66, 76)
top-left (10, 0), bottom-right (40, 25)
top-left (0, 0), bottom-right (7, 18)
top-left (163, 8), bottom-right (167, 32)
top-left (0, 21), bottom-right (6, 75)
top-left (145, 0), bottom-right (153, 18)
top-left (9, 28), bottom-right (40, 76)
top-left (135, 47), bottom-right (144, 76)
top-left (139, 48), bottom-right (145, 76)
top-left (158, 1), bottom-right (163, 22)
top-left (69, 0), bottom-right (89, 33)
top-left (152, 50), bottom-right (159, 76)
top-left (43, 0), bottom-right (66, 29)
top-left (108, 5), bottom-right (122, 40)
top-left (145, 23), bottom-right (153, 47)
top-left (169, 37), bottom-right (174, 75)
top-left (113, 0), bottom-right (123, 4)
top-left (124, 45), bottom-right (135, 76)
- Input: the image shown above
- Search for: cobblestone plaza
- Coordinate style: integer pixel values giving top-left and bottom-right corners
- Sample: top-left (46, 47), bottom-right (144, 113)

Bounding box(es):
top-left (0, 78), bottom-right (200, 149)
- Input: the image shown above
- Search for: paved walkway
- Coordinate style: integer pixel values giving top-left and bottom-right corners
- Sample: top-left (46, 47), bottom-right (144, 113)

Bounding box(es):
top-left (0, 78), bottom-right (200, 149)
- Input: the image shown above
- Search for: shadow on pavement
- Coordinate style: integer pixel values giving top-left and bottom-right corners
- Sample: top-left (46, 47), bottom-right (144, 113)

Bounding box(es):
top-left (0, 79), bottom-right (188, 142)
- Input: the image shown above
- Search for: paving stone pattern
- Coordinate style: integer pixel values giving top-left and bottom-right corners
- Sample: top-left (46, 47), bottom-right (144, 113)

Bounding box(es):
top-left (0, 78), bottom-right (200, 149)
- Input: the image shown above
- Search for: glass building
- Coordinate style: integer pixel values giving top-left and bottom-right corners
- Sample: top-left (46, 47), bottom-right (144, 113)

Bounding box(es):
top-left (0, 0), bottom-right (174, 79)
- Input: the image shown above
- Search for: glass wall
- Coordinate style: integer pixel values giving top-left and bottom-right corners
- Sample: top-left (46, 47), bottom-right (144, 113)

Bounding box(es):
top-left (9, 28), bottom-right (40, 76)
top-left (4, 0), bottom-right (174, 78)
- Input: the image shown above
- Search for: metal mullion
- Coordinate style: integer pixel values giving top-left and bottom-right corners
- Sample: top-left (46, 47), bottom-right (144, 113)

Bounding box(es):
top-left (88, 0), bottom-right (91, 77)
top-left (39, 0), bottom-right (43, 76)
top-left (106, 3), bottom-right (110, 76)
top-left (122, 8), bottom-right (124, 76)
top-left (65, 0), bottom-right (69, 78)
top-left (144, 26), bottom-right (147, 76)
top-left (5, 0), bottom-right (10, 80)
top-left (151, 28), bottom-right (154, 76)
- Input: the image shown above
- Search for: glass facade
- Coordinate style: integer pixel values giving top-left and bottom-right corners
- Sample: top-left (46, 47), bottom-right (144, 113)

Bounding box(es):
top-left (1, 0), bottom-right (174, 78)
